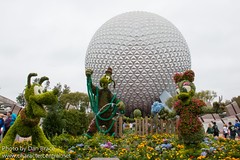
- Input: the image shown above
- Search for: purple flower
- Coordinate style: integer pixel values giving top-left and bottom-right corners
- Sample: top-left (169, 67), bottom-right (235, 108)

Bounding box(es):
top-left (201, 151), bottom-right (207, 156)
top-left (100, 142), bottom-right (116, 150)
top-left (76, 143), bottom-right (84, 148)
top-left (161, 144), bottom-right (167, 148)
top-left (166, 143), bottom-right (172, 149)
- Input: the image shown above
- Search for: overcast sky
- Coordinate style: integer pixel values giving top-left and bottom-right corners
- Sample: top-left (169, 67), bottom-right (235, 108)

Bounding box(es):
top-left (0, 0), bottom-right (239, 102)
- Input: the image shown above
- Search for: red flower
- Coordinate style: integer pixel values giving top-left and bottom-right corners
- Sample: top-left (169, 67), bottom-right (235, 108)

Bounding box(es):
top-left (173, 72), bottom-right (183, 83)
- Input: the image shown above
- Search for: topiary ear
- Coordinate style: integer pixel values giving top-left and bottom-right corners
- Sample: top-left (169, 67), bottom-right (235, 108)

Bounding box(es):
top-left (182, 70), bottom-right (195, 82)
top-left (173, 72), bottom-right (183, 83)
top-left (27, 73), bottom-right (38, 88)
top-left (39, 76), bottom-right (49, 85)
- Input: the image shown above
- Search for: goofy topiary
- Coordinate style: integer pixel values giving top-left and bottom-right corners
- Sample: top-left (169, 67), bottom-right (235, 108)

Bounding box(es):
top-left (0, 73), bottom-right (64, 156)
top-left (173, 70), bottom-right (206, 145)
top-left (86, 67), bottom-right (125, 138)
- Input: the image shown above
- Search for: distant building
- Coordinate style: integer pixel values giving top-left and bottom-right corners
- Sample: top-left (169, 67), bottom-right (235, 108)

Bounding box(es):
top-left (0, 95), bottom-right (23, 115)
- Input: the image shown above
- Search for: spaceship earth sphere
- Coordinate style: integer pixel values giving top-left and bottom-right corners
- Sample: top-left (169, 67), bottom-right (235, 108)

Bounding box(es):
top-left (85, 11), bottom-right (191, 116)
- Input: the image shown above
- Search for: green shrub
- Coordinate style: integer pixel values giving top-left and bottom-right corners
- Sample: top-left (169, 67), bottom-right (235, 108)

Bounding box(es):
top-left (51, 133), bottom-right (87, 150)
top-left (201, 105), bottom-right (214, 114)
top-left (123, 116), bottom-right (135, 123)
top-left (133, 109), bottom-right (142, 118)
top-left (42, 104), bottom-right (66, 139)
top-left (158, 108), bottom-right (176, 120)
top-left (63, 109), bottom-right (89, 136)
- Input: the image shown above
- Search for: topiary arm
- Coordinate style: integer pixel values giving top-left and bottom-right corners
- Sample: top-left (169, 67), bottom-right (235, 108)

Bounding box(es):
top-left (116, 101), bottom-right (125, 112)
top-left (86, 69), bottom-right (97, 94)
top-left (173, 100), bottom-right (183, 115)
top-left (191, 98), bottom-right (206, 115)
top-left (109, 92), bottom-right (125, 112)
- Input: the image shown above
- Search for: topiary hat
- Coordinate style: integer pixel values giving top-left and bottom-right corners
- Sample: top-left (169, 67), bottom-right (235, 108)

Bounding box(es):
top-left (105, 67), bottom-right (112, 75)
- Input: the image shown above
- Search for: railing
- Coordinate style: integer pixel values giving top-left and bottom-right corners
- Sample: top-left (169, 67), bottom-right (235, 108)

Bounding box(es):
top-left (115, 116), bottom-right (176, 137)
top-left (114, 116), bottom-right (123, 137)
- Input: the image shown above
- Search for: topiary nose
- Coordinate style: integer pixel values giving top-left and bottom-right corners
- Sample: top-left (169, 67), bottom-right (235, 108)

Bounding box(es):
top-left (178, 93), bottom-right (189, 101)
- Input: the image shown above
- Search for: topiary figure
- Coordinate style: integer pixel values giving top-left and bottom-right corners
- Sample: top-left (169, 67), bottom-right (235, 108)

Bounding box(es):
top-left (86, 67), bottom-right (125, 138)
top-left (133, 109), bottom-right (142, 118)
top-left (0, 73), bottom-right (64, 156)
top-left (173, 70), bottom-right (206, 145)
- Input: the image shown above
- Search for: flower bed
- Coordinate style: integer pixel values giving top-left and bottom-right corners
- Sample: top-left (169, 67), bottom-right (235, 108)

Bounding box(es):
top-left (51, 133), bottom-right (240, 160)
top-left (5, 133), bottom-right (240, 160)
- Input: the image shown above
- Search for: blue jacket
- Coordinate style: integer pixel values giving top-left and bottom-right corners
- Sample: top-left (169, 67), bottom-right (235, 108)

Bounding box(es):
top-left (10, 113), bottom-right (17, 126)
top-left (0, 118), bottom-right (4, 133)
top-left (234, 122), bottom-right (240, 130)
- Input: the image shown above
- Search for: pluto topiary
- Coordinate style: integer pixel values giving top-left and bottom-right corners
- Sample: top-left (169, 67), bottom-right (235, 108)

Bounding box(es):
top-left (173, 70), bottom-right (206, 145)
top-left (0, 73), bottom-right (64, 156)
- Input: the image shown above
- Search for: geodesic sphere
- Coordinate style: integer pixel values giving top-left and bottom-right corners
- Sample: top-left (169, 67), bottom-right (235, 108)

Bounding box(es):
top-left (85, 11), bottom-right (191, 116)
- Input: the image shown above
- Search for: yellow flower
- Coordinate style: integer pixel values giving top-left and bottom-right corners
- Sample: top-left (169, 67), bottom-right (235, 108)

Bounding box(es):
top-left (121, 148), bottom-right (127, 152)
top-left (197, 155), bottom-right (206, 159)
top-left (147, 153), bottom-right (152, 159)
top-left (147, 146), bottom-right (154, 151)
top-left (177, 144), bottom-right (184, 149)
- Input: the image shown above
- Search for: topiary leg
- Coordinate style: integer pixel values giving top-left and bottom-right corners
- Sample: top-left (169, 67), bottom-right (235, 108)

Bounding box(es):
top-left (32, 126), bottom-right (53, 148)
top-left (0, 126), bottom-right (17, 157)
top-left (32, 126), bottom-right (64, 154)
top-left (0, 125), bottom-right (17, 147)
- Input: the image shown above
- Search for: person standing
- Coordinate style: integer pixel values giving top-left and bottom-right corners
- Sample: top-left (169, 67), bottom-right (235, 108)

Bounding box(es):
top-left (3, 111), bottom-right (12, 138)
top-left (223, 124), bottom-right (228, 138)
top-left (234, 119), bottom-right (240, 139)
top-left (228, 122), bottom-right (236, 140)
top-left (206, 123), bottom-right (214, 135)
top-left (0, 114), bottom-right (5, 141)
top-left (212, 122), bottom-right (219, 137)
top-left (9, 111), bottom-right (17, 126)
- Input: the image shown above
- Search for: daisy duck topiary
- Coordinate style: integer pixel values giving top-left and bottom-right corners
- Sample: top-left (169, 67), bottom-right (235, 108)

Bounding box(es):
top-left (173, 70), bottom-right (206, 145)
top-left (0, 73), bottom-right (64, 156)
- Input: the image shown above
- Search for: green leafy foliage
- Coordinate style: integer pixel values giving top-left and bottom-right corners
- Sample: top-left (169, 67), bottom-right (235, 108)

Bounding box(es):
top-left (194, 90), bottom-right (217, 103)
top-left (165, 96), bottom-right (178, 109)
top-left (16, 93), bottom-right (25, 106)
top-left (51, 133), bottom-right (87, 150)
top-left (232, 95), bottom-right (240, 107)
top-left (158, 108), bottom-right (176, 120)
top-left (43, 83), bottom-right (90, 138)
top-left (201, 105), bottom-right (215, 114)
top-left (63, 109), bottom-right (89, 136)
top-left (52, 83), bottom-right (71, 98)
top-left (59, 92), bottom-right (89, 111)
top-left (42, 104), bottom-right (66, 139)
top-left (123, 116), bottom-right (135, 123)
top-left (212, 101), bottom-right (225, 113)
top-left (133, 109), bottom-right (142, 118)
top-left (50, 133), bottom-right (240, 160)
